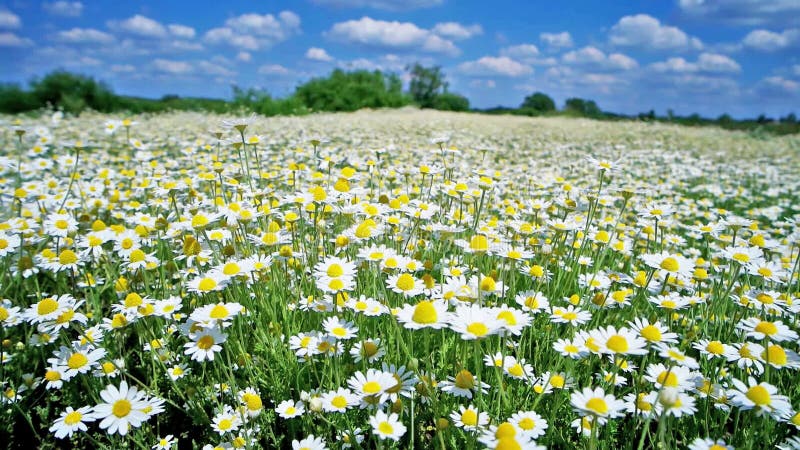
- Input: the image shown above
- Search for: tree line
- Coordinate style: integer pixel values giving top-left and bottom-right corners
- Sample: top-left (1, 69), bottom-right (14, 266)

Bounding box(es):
top-left (1, 67), bottom-right (797, 135)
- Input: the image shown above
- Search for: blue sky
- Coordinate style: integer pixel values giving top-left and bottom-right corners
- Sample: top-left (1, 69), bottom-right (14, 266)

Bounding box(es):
top-left (1, 0), bottom-right (799, 118)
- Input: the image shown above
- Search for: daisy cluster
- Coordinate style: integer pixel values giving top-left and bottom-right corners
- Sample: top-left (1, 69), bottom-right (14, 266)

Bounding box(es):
top-left (0, 109), bottom-right (799, 449)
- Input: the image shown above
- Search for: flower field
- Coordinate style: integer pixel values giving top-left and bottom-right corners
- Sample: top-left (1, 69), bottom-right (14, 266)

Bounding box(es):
top-left (1, 109), bottom-right (799, 449)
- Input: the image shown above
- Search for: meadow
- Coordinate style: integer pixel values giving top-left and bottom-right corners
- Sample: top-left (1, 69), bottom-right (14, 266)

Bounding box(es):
top-left (1, 109), bottom-right (799, 449)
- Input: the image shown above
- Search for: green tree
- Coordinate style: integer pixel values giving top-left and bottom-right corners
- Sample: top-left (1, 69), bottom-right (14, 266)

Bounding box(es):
top-left (564, 97), bottom-right (601, 117)
top-left (520, 92), bottom-right (555, 114)
top-left (29, 70), bottom-right (116, 114)
top-left (407, 63), bottom-right (447, 108)
top-left (432, 92), bottom-right (469, 112)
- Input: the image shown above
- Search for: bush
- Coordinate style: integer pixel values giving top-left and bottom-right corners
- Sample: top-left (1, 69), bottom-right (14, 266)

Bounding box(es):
top-left (520, 92), bottom-right (556, 114)
top-left (293, 69), bottom-right (409, 112)
top-left (432, 92), bottom-right (470, 112)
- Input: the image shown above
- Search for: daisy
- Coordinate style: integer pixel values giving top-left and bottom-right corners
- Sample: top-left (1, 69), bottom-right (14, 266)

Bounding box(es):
top-left (688, 438), bottom-right (734, 450)
top-left (369, 410), bottom-right (406, 441)
top-left (292, 435), bottom-right (327, 450)
top-left (186, 272), bottom-right (229, 295)
top-left (515, 290), bottom-right (550, 313)
top-left (509, 410), bottom-right (548, 439)
top-left (658, 345), bottom-right (700, 369)
top-left (627, 317), bottom-right (678, 346)
top-left (644, 363), bottom-right (700, 391)
top-left (50, 406), bottom-right (95, 439)
top-left (641, 251), bottom-right (695, 280)
top-left (275, 399), bottom-right (305, 419)
top-left (320, 388), bottom-right (358, 413)
top-left (553, 337), bottom-right (589, 359)
top-left (728, 377), bottom-right (792, 419)
top-left (184, 327), bottom-right (227, 362)
top-left (550, 305), bottom-right (592, 326)
top-left (737, 317), bottom-right (798, 342)
top-left (396, 300), bottom-right (450, 330)
top-left (211, 407), bottom-right (242, 435)
top-left (719, 245), bottom-right (764, 266)
top-left (190, 302), bottom-right (243, 327)
top-left (322, 316), bottom-right (359, 340)
top-left (692, 339), bottom-right (731, 360)
top-left (761, 344), bottom-right (800, 369)
top-left (44, 212), bottom-right (78, 238)
top-left (93, 381), bottom-right (149, 436)
top-left (153, 435), bottom-right (177, 450)
top-left (350, 339), bottom-right (385, 363)
top-left (448, 304), bottom-right (503, 340)
top-left (590, 325), bottom-right (648, 357)
top-left (347, 369), bottom-right (397, 400)
top-left (493, 306), bottom-right (532, 336)
top-left (624, 392), bottom-right (660, 418)
top-left (656, 388), bottom-right (697, 417)
top-left (726, 342), bottom-right (765, 375)
top-left (439, 369), bottom-right (490, 399)
top-left (450, 404), bottom-right (490, 431)
top-left (570, 386), bottom-right (626, 421)
top-left (386, 273), bottom-right (424, 297)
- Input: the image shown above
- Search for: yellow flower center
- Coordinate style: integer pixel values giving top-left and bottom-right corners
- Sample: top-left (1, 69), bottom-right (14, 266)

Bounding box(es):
top-left (129, 249), bottom-right (145, 263)
top-left (112, 399), bottom-right (132, 418)
top-left (467, 322), bottom-right (489, 337)
top-left (660, 257), bottom-right (679, 272)
top-left (37, 298), bottom-right (59, 316)
top-left (461, 409), bottom-right (478, 426)
top-left (209, 304), bottom-right (229, 319)
top-left (706, 341), bottom-right (724, 354)
top-left (469, 235), bottom-right (489, 252)
top-left (362, 381), bottom-right (382, 394)
top-left (455, 370), bottom-right (475, 389)
top-left (64, 411), bottom-right (83, 425)
top-left (197, 335), bottom-right (214, 350)
top-left (67, 353), bottom-right (88, 369)
top-left (59, 249), bottom-right (78, 265)
top-left (497, 310), bottom-right (516, 325)
top-left (45, 370), bottom-right (61, 381)
top-left (657, 371), bottom-right (679, 387)
top-left (496, 438), bottom-right (522, 450)
top-left (198, 278), bottom-right (217, 292)
top-left (327, 264), bottom-right (344, 277)
top-left (480, 276), bottom-right (496, 292)
top-left (55, 219), bottom-right (69, 230)
top-left (378, 421), bottom-right (394, 435)
top-left (606, 335), bottom-right (629, 353)
top-left (746, 385), bottom-right (771, 406)
top-left (412, 301), bottom-right (437, 324)
top-left (396, 274), bottom-right (415, 291)
top-left (222, 263), bottom-right (240, 276)
top-left (762, 345), bottom-right (787, 366)
top-left (754, 321), bottom-right (777, 336)
top-left (732, 252), bottom-right (750, 263)
top-left (585, 397), bottom-right (609, 415)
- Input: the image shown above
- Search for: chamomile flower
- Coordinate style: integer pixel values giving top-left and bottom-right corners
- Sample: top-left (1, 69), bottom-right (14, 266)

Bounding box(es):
top-left (93, 381), bottom-right (150, 436)
top-left (50, 406), bottom-right (95, 439)
top-left (369, 410), bottom-right (406, 441)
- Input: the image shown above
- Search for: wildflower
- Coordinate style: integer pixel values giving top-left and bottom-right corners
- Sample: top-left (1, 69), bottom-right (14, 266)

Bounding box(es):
top-left (728, 377), bottom-right (792, 419)
top-left (369, 410), bottom-right (406, 441)
top-left (92, 381), bottom-right (150, 436)
top-left (50, 406), bottom-right (95, 439)
top-left (570, 386), bottom-right (626, 421)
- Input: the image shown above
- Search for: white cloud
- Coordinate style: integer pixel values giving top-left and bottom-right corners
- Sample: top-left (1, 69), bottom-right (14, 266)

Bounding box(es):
top-left (197, 60), bottom-right (236, 77)
top-left (152, 58), bottom-right (193, 74)
top-left (458, 56), bottom-right (533, 77)
top-left (310, 0), bottom-right (443, 11)
top-left (742, 28), bottom-right (799, 51)
top-left (337, 54), bottom-right (408, 72)
top-left (562, 46), bottom-right (638, 71)
top-left (306, 47), bottom-right (333, 61)
top-left (758, 76), bottom-right (800, 93)
top-left (168, 24), bottom-right (195, 39)
top-left (43, 1), bottom-right (83, 17)
top-left (649, 53), bottom-right (741, 73)
top-left (57, 27), bottom-right (115, 44)
top-left (793, 64), bottom-right (800, 76)
top-left (679, 0), bottom-right (800, 27)
top-left (469, 79), bottom-right (496, 88)
top-left (258, 64), bottom-right (292, 76)
top-left (0, 31), bottom-right (32, 47)
top-left (204, 11), bottom-right (300, 50)
top-left (609, 14), bottom-right (702, 51)
top-left (111, 64), bottom-right (136, 73)
top-left (326, 16), bottom-right (459, 56)
top-left (237, 51), bottom-right (251, 62)
top-left (500, 44), bottom-right (539, 58)
top-left (0, 10), bottom-right (21, 29)
top-left (111, 14), bottom-right (168, 38)
top-left (540, 31), bottom-right (573, 50)
top-left (431, 22), bottom-right (482, 41)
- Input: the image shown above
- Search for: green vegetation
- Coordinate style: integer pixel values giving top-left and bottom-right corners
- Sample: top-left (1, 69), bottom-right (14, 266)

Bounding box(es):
top-left (1, 67), bottom-right (797, 135)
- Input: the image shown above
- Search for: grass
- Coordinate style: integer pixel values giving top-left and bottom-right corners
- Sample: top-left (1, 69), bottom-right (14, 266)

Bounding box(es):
top-left (0, 109), bottom-right (799, 450)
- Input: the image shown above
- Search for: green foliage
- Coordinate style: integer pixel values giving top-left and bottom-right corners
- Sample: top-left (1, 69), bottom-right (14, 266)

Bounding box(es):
top-left (408, 63), bottom-right (448, 108)
top-left (520, 92), bottom-right (556, 114)
top-left (29, 70), bottom-right (116, 114)
top-left (432, 92), bottom-right (470, 112)
top-left (0, 83), bottom-right (37, 113)
top-left (564, 97), bottom-right (602, 117)
top-left (293, 69), bottom-right (408, 112)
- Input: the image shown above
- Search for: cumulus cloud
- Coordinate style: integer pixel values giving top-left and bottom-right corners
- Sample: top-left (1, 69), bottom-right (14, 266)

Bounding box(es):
top-left (111, 64), bottom-right (136, 73)
top-left (306, 47), bottom-right (333, 61)
top-left (562, 46), bottom-right (639, 71)
top-left (0, 9), bottom-right (21, 29)
top-left (679, 0), bottom-right (800, 27)
top-left (326, 17), bottom-right (459, 55)
top-left (57, 27), bottom-right (115, 44)
top-left (168, 24), bottom-right (196, 39)
top-left (110, 14), bottom-right (168, 38)
top-left (649, 53), bottom-right (741, 74)
top-left (152, 58), bottom-right (193, 75)
top-left (0, 31), bottom-right (32, 47)
top-left (500, 44), bottom-right (539, 58)
top-left (431, 22), bottom-right (483, 40)
top-left (43, 1), bottom-right (83, 17)
top-left (757, 76), bottom-right (800, 94)
top-left (609, 14), bottom-right (702, 51)
top-left (310, 0), bottom-right (443, 11)
top-left (204, 11), bottom-right (300, 50)
top-left (258, 64), bottom-right (292, 76)
top-left (540, 31), bottom-right (573, 50)
top-left (237, 51), bottom-right (251, 62)
top-left (742, 28), bottom-right (799, 51)
top-left (337, 54), bottom-right (408, 72)
top-left (458, 56), bottom-right (533, 77)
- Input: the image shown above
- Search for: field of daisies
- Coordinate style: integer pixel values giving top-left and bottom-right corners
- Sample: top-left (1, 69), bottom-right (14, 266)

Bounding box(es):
top-left (1, 109), bottom-right (799, 450)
